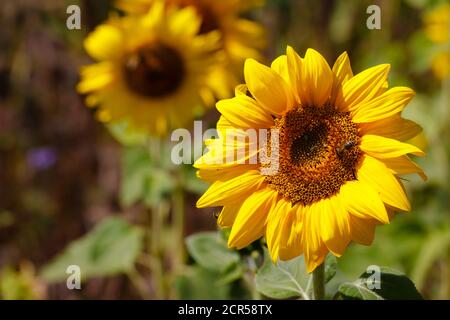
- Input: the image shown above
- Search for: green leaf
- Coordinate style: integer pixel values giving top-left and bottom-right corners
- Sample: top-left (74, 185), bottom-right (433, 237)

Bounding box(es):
top-left (174, 266), bottom-right (230, 300)
top-left (182, 165), bottom-right (208, 195)
top-left (120, 146), bottom-right (175, 207)
top-left (40, 217), bottom-right (144, 282)
top-left (338, 267), bottom-right (423, 300)
top-left (255, 249), bottom-right (311, 300)
top-left (186, 232), bottom-right (240, 273)
top-left (217, 262), bottom-right (244, 285)
top-left (325, 255), bottom-right (337, 284)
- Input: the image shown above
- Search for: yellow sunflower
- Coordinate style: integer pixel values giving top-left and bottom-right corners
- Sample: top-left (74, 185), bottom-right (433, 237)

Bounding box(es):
top-left (423, 3), bottom-right (450, 80)
top-left (115, 0), bottom-right (266, 102)
top-left (77, 1), bottom-right (222, 136)
top-left (195, 47), bottom-right (426, 272)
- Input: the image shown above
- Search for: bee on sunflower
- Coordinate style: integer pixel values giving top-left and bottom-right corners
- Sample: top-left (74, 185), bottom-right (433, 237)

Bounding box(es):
top-left (194, 47), bottom-right (426, 273)
top-left (115, 0), bottom-right (266, 103)
top-left (77, 1), bottom-right (223, 136)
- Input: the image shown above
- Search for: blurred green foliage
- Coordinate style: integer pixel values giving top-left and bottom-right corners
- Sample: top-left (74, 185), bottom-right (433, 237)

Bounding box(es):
top-left (0, 0), bottom-right (448, 300)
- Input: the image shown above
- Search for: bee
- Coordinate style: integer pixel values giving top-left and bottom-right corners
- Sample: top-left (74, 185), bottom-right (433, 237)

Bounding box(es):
top-left (213, 211), bottom-right (220, 219)
top-left (336, 140), bottom-right (356, 159)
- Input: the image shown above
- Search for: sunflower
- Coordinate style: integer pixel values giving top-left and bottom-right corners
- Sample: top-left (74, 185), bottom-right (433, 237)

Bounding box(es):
top-left (194, 47), bottom-right (426, 272)
top-left (77, 1), bottom-right (222, 136)
top-left (423, 3), bottom-right (450, 80)
top-left (115, 0), bottom-right (266, 102)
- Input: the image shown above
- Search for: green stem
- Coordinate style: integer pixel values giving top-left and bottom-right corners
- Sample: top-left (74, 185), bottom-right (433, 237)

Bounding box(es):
top-left (173, 176), bottom-right (185, 271)
top-left (312, 263), bottom-right (325, 300)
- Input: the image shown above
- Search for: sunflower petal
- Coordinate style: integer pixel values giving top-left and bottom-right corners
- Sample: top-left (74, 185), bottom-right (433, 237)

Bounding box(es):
top-left (331, 51), bottom-right (353, 104)
top-left (298, 48), bottom-right (333, 107)
top-left (351, 87), bottom-right (415, 123)
top-left (271, 55), bottom-right (290, 84)
top-left (359, 115), bottom-right (422, 141)
top-left (216, 96), bottom-right (274, 129)
top-left (84, 24), bottom-right (123, 61)
top-left (279, 204), bottom-right (304, 260)
top-left (285, 47), bottom-right (303, 103)
top-left (349, 215), bottom-right (376, 246)
top-left (196, 170), bottom-right (265, 208)
top-left (228, 189), bottom-right (277, 249)
top-left (357, 155), bottom-right (411, 212)
top-left (266, 197), bottom-right (291, 262)
top-left (336, 64), bottom-right (391, 112)
top-left (360, 134), bottom-right (425, 158)
top-left (339, 180), bottom-right (389, 224)
top-left (244, 59), bottom-right (291, 116)
top-left (380, 156), bottom-right (427, 181)
top-left (302, 203), bottom-right (328, 273)
top-left (217, 203), bottom-right (241, 228)
top-left (319, 196), bottom-right (351, 257)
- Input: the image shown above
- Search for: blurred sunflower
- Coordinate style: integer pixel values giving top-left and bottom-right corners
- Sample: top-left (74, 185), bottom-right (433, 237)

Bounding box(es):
top-left (424, 3), bottom-right (450, 80)
top-left (77, 1), bottom-right (222, 136)
top-left (195, 47), bottom-right (426, 272)
top-left (115, 0), bottom-right (266, 102)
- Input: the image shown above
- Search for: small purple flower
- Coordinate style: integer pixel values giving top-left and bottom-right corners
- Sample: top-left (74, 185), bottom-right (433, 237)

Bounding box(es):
top-left (27, 147), bottom-right (57, 170)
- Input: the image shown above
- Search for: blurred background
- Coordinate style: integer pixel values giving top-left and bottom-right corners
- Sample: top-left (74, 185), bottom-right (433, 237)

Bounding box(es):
top-left (0, 0), bottom-right (448, 300)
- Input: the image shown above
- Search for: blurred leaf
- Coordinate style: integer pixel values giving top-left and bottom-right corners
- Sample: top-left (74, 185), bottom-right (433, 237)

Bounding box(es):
top-left (255, 249), bottom-right (311, 299)
top-left (338, 267), bottom-right (423, 300)
top-left (325, 255), bottom-right (337, 284)
top-left (217, 262), bottom-right (244, 285)
top-left (182, 165), bottom-right (208, 195)
top-left (186, 231), bottom-right (240, 273)
top-left (40, 217), bottom-right (144, 282)
top-left (411, 229), bottom-right (450, 289)
top-left (174, 266), bottom-right (230, 299)
top-left (120, 146), bottom-right (175, 207)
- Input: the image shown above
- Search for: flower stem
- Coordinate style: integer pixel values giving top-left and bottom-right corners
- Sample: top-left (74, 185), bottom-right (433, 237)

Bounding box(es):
top-left (312, 263), bottom-right (325, 300)
top-left (173, 175), bottom-right (185, 270)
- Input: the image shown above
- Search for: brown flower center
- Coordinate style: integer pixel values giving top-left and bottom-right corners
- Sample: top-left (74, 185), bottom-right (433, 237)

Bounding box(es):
top-left (169, 0), bottom-right (220, 34)
top-left (263, 105), bottom-right (362, 206)
top-left (123, 43), bottom-right (185, 98)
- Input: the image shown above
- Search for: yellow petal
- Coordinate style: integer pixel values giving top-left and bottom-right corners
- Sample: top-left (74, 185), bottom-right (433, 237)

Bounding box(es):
top-left (351, 87), bottom-right (415, 123)
top-left (360, 134), bottom-right (425, 158)
top-left (234, 84), bottom-right (249, 96)
top-left (217, 203), bottom-right (241, 228)
top-left (359, 115), bottom-right (422, 141)
top-left (271, 55), bottom-right (290, 83)
top-left (228, 188), bottom-right (277, 249)
top-left (265, 197), bottom-right (291, 262)
top-left (279, 204), bottom-right (304, 260)
top-left (244, 58), bottom-right (291, 116)
top-left (196, 170), bottom-right (265, 208)
top-left (380, 156), bottom-right (427, 181)
top-left (84, 24), bottom-right (123, 61)
top-left (286, 46), bottom-right (303, 103)
top-left (357, 155), bottom-right (411, 211)
top-left (168, 6), bottom-right (201, 37)
top-left (331, 51), bottom-right (353, 104)
top-left (302, 204), bottom-right (328, 273)
top-left (336, 64), bottom-right (390, 112)
top-left (298, 48), bottom-right (333, 107)
top-left (196, 163), bottom-right (259, 183)
top-left (349, 215), bottom-right (376, 246)
top-left (319, 196), bottom-right (351, 257)
top-left (216, 96), bottom-right (274, 129)
top-left (339, 180), bottom-right (389, 224)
